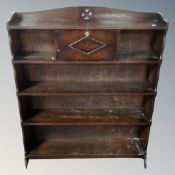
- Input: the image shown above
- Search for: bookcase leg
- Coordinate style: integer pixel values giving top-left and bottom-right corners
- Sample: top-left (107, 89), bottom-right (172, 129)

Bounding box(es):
top-left (25, 158), bottom-right (29, 168)
top-left (144, 154), bottom-right (147, 169)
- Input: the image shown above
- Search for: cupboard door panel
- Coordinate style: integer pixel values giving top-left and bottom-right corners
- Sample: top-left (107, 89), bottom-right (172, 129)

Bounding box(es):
top-left (58, 30), bottom-right (116, 61)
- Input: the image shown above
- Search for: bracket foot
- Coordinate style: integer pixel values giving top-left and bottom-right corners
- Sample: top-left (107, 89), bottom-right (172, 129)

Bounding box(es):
top-left (144, 155), bottom-right (147, 169)
top-left (25, 158), bottom-right (29, 168)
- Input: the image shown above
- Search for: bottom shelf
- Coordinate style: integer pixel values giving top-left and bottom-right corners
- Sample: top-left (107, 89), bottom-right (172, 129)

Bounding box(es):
top-left (26, 138), bottom-right (145, 159)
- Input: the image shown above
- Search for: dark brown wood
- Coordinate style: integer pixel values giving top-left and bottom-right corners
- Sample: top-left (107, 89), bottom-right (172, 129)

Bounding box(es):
top-left (7, 6), bottom-right (168, 168)
top-left (22, 109), bottom-right (149, 126)
top-left (18, 81), bottom-right (155, 95)
top-left (7, 7), bottom-right (168, 30)
top-left (12, 60), bottom-right (162, 64)
top-left (26, 138), bottom-right (145, 159)
top-left (57, 30), bottom-right (116, 61)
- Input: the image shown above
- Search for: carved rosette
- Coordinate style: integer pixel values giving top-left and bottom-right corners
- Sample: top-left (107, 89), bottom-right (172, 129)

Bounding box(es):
top-left (81, 8), bottom-right (93, 20)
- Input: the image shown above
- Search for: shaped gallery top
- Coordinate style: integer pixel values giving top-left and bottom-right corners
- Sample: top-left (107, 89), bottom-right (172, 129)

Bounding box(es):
top-left (7, 6), bottom-right (168, 30)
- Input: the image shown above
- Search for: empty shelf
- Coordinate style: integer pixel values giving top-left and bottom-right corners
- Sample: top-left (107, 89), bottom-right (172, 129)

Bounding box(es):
top-left (26, 138), bottom-right (145, 159)
top-left (22, 109), bottom-right (149, 125)
top-left (119, 51), bottom-right (159, 61)
top-left (18, 81), bottom-right (155, 96)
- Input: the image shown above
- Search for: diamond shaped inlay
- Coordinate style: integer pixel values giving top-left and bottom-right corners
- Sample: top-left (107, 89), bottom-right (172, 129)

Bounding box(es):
top-left (68, 35), bottom-right (107, 55)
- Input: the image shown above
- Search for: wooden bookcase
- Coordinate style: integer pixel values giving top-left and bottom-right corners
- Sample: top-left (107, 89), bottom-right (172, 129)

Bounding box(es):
top-left (7, 7), bottom-right (168, 168)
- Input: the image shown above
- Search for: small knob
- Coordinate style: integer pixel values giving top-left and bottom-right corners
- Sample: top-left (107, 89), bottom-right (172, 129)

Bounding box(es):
top-left (85, 31), bottom-right (90, 37)
top-left (51, 57), bottom-right (56, 61)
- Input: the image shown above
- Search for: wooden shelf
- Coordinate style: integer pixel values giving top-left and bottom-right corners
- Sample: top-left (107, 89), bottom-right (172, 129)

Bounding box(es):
top-left (8, 20), bottom-right (166, 30)
top-left (18, 81), bottom-right (155, 96)
top-left (26, 138), bottom-right (145, 159)
top-left (13, 59), bottom-right (161, 65)
top-left (22, 109), bottom-right (149, 126)
top-left (15, 52), bottom-right (55, 59)
top-left (13, 51), bottom-right (161, 64)
top-left (119, 51), bottom-right (159, 61)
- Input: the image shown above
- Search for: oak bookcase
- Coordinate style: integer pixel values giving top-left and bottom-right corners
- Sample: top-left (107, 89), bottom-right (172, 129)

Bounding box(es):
top-left (7, 7), bottom-right (168, 168)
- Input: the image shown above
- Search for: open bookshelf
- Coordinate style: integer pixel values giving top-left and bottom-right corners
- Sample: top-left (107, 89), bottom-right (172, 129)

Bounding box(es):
top-left (7, 6), bottom-right (168, 168)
